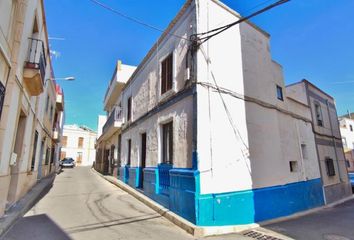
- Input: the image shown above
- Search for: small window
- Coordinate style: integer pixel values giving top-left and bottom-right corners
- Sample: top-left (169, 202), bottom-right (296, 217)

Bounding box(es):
top-left (314, 102), bottom-right (323, 127)
top-left (276, 85), bottom-right (283, 101)
top-left (289, 161), bottom-right (298, 172)
top-left (161, 54), bottom-right (173, 95)
top-left (78, 137), bottom-right (84, 148)
top-left (62, 136), bottom-right (68, 147)
top-left (127, 96), bottom-right (132, 122)
top-left (325, 158), bottom-right (335, 176)
top-left (162, 121), bottom-right (173, 164)
top-left (350, 125), bottom-right (353, 132)
top-left (0, 81), bottom-right (5, 120)
top-left (301, 144), bottom-right (307, 160)
top-left (127, 139), bottom-right (131, 165)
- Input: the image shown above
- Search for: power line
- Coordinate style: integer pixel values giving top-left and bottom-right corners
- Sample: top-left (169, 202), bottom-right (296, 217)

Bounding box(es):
top-left (196, 0), bottom-right (290, 44)
top-left (88, 0), bottom-right (190, 41)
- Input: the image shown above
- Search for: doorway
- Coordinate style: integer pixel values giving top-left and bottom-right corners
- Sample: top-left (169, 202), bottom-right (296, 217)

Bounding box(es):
top-left (7, 112), bottom-right (27, 204)
top-left (140, 133), bottom-right (146, 188)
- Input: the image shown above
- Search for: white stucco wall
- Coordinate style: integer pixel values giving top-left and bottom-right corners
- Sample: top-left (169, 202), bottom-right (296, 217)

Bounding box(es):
top-left (61, 125), bottom-right (97, 166)
top-left (195, 0), bottom-right (321, 194)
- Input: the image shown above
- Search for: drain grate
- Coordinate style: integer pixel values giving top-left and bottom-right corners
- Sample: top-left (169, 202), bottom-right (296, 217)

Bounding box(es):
top-left (243, 230), bottom-right (284, 240)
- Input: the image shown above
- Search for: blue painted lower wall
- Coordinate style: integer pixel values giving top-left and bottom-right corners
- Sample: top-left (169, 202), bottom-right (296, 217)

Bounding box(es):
top-left (121, 165), bottom-right (324, 226)
top-left (196, 178), bottom-right (324, 226)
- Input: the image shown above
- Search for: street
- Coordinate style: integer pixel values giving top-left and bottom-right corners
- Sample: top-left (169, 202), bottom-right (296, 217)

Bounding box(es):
top-left (2, 167), bottom-right (252, 240)
top-left (3, 166), bottom-right (354, 240)
top-left (2, 167), bottom-right (199, 240)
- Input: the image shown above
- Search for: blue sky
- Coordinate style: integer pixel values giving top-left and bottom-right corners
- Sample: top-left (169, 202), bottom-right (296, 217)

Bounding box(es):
top-left (45, 0), bottom-right (354, 131)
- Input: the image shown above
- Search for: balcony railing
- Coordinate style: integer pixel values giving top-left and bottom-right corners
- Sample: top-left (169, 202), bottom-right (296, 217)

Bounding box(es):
top-left (23, 38), bottom-right (47, 96)
top-left (102, 107), bottom-right (123, 134)
top-left (25, 38), bottom-right (47, 84)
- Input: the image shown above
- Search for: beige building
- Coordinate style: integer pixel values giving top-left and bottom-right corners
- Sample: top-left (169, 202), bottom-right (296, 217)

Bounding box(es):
top-left (0, 0), bottom-right (64, 217)
top-left (61, 125), bottom-right (96, 166)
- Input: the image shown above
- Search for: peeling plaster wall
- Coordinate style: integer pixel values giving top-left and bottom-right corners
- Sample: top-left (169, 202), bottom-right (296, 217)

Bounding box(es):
top-left (121, 96), bottom-right (193, 168)
top-left (119, 3), bottom-right (195, 169)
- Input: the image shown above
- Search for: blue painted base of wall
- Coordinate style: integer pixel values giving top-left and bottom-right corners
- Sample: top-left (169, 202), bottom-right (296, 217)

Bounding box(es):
top-left (196, 178), bottom-right (324, 226)
top-left (120, 165), bottom-right (324, 226)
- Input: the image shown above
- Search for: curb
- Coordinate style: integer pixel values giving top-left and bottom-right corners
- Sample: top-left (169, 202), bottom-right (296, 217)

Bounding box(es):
top-left (0, 173), bottom-right (55, 239)
top-left (91, 168), bottom-right (257, 237)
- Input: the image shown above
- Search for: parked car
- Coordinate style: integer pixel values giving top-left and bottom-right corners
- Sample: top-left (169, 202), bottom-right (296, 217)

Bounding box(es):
top-left (60, 158), bottom-right (75, 168)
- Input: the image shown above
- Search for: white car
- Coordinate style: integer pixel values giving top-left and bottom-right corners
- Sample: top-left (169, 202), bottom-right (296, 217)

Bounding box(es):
top-left (60, 158), bottom-right (75, 168)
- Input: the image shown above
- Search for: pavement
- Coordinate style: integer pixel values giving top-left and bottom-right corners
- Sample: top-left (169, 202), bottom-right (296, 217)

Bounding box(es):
top-left (2, 166), bottom-right (354, 240)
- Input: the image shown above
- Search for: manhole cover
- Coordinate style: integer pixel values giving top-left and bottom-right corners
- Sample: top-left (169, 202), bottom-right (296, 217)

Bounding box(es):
top-left (243, 230), bottom-right (284, 240)
top-left (323, 234), bottom-right (351, 240)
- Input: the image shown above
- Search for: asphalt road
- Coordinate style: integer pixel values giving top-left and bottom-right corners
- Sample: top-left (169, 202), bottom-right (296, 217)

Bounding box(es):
top-left (5, 166), bottom-right (353, 240)
top-left (2, 167), bottom-right (249, 240)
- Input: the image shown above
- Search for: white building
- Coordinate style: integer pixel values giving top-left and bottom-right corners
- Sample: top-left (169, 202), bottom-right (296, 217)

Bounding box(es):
top-left (61, 125), bottom-right (97, 166)
top-left (339, 115), bottom-right (354, 172)
top-left (96, 0), bottom-right (350, 226)
top-left (95, 61), bottom-right (136, 175)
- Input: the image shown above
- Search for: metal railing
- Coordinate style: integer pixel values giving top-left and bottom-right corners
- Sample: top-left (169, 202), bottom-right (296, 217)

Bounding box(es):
top-left (102, 107), bottom-right (123, 134)
top-left (25, 38), bottom-right (47, 84)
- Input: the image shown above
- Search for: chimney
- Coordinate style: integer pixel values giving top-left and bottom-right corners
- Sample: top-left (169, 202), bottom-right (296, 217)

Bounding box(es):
top-left (348, 110), bottom-right (352, 119)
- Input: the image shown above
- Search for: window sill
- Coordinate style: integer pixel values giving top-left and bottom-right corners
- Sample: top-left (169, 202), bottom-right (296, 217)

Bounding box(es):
top-left (159, 88), bottom-right (176, 103)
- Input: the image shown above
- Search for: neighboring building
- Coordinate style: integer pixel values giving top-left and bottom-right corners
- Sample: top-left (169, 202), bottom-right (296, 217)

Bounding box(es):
top-left (95, 61), bottom-right (136, 175)
top-left (61, 125), bottom-right (97, 166)
top-left (287, 80), bottom-right (351, 204)
top-left (0, 0), bottom-right (64, 217)
top-left (97, 115), bottom-right (107, 138)
top-left (339, 115), bottom-right (354, 172)
top-left (95, 0), bottom-right (351, 226)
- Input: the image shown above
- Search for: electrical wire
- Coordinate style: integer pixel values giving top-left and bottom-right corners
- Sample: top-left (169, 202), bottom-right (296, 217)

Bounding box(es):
top-left (196, 0), bottom-right (290, 44)
top-left (88, 0), bottom-right (190, 41)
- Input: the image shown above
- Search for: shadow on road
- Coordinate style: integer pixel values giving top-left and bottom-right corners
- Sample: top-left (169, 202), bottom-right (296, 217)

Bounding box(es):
top-left (3, 214), bottom-right (72, 240)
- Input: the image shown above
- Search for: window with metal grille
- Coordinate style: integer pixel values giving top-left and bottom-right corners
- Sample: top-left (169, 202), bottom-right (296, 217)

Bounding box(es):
top-left (161, 54), bottom-right (173, 95)
top-left (325, 158), bottom-right (335, 176)
top-left (314, 102), bottom-right (323, 126)
top-left (276, 85), bottom-right (283, 101)
top-left (162, 121), bottom-right (173, 164)
top-left (127, 96), bottom-right (132, 122)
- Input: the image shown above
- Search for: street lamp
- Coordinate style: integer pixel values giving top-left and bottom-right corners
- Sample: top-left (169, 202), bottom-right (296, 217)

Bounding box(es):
top-left (45, 76), bottom-right (75, 85)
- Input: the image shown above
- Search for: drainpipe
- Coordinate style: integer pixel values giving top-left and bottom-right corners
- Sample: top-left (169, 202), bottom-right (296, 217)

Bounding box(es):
top-left (326, 100), bottom-right (342, 183)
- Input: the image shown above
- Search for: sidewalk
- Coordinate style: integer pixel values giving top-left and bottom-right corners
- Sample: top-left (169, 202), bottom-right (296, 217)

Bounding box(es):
top-left (0, 173), bottom-right (55, 239)
top-left (92, 168), bottom-right (268, 238)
